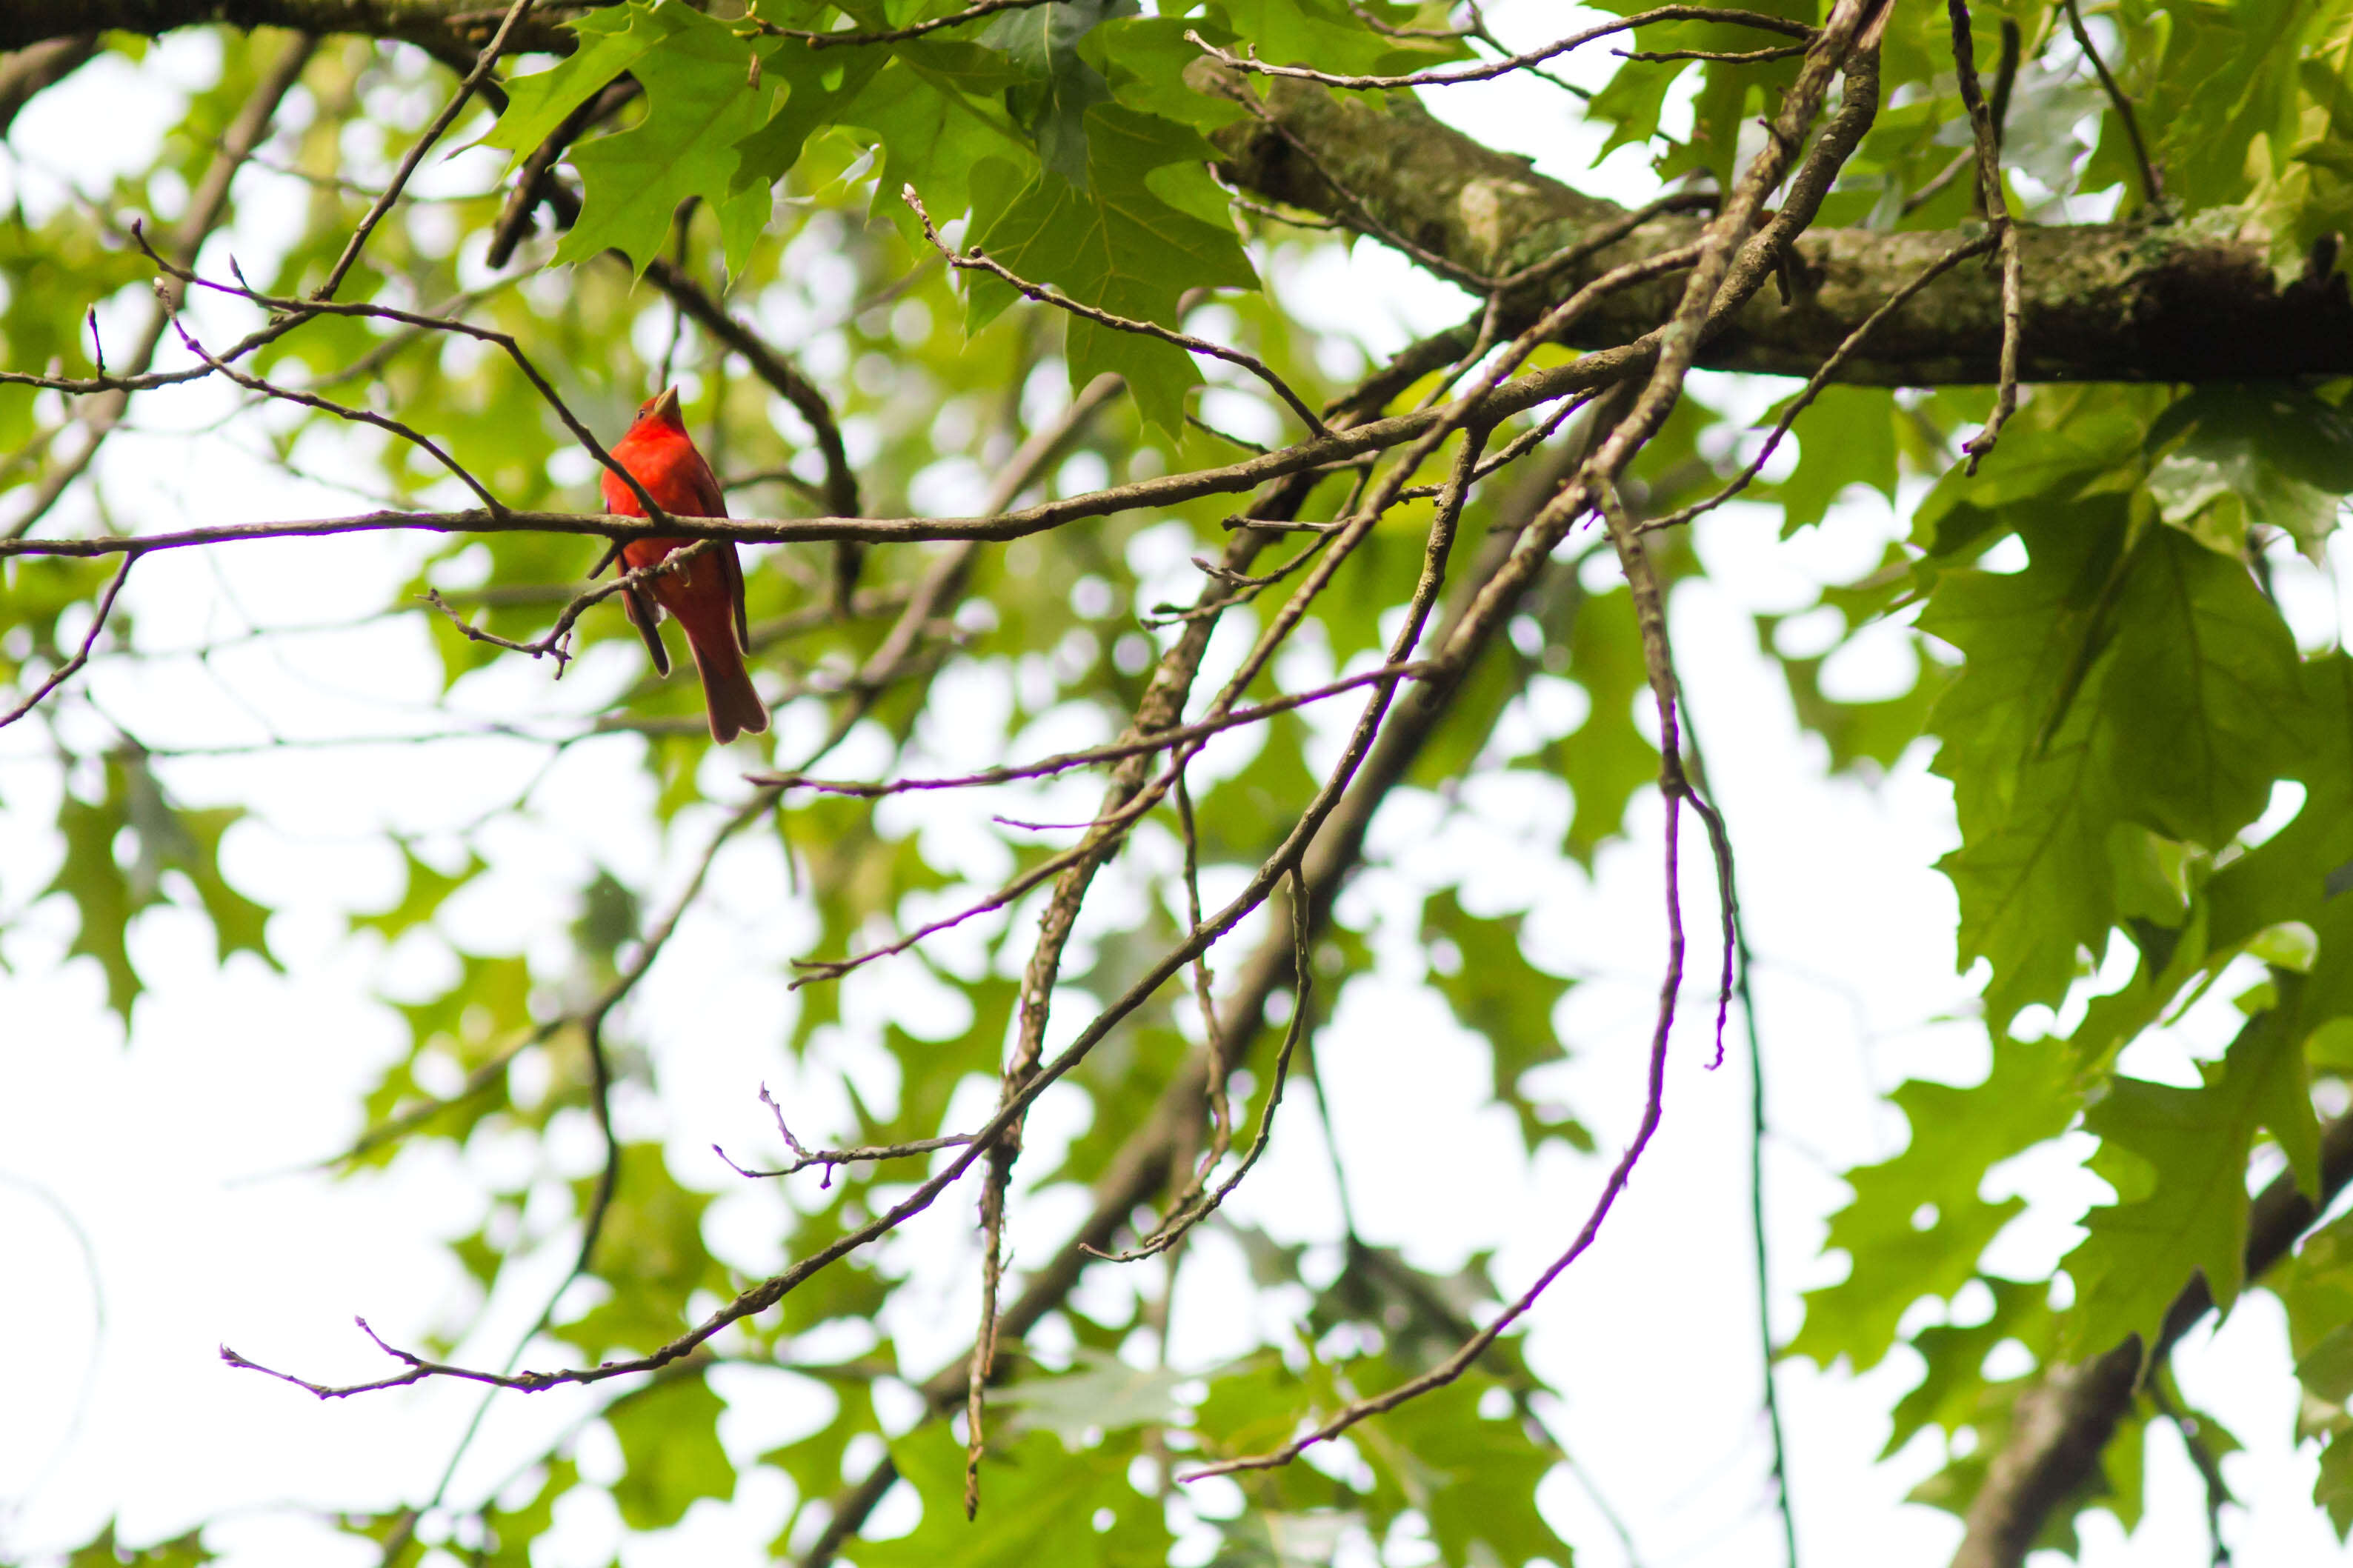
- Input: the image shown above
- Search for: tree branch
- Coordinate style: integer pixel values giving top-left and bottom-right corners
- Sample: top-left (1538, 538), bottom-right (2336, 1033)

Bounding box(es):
top-left (0, 341), bottom-right (1651, 561)
top-left (0, 1), bottom-right (585, 56)
top-left (1196, 65), bottom-right (2353, 384)
top-left (0, 31), bottom-right (99, 136)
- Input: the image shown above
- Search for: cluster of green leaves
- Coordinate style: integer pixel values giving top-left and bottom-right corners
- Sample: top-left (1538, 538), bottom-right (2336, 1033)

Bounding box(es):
top-left (477, 0), bottom-right (1455, 433)
top-left (1773, 376), bottom-right (2353, 1537)
top-left (34, 746), bottom-right (276, 1021)
top-left (1533, 7), bottom-right (2353, 1543)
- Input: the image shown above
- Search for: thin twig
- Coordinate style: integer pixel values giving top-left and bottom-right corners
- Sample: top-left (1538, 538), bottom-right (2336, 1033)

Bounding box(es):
top-left (1615, 42), bottom-right (1808, 62)
top-left (751, 0), bottom-right (1056, 48)
top-left (1677, 715), bottom-right (1789, 1561)
top-left (2062, 0), bottom-right (2161, 208)
top-left (905, 187), bottom-right (1331, 439)
top-left (1083, 864), bottom-right (1311, 1261)
top-left (1642, 230), bottom-right (1995, 533)
top-left (1185, 6), bottom-right (1813, 92)
top-left (957, 410), bottom-right (1500, 1512)
top-left (143, 247), bottom-right (680, 524)
top-left (224, 791), bottom-right (776, 1405)
top-left (714, 1085), bottom-right (974, 1187)
top-left (0, 550), bottom-right (138, 729)
top-left (420, 538), bottom-right (725, 674)
top-left (1180, 10), bottom-right (1883, 1478)
top-left (485, 75), bottom-right (638, 268)
top-left (1949, 0), bottom-right (2024, 471)
top-left (167, 315), bottom-right (504, 513)
top-left (1174, 772), bottom-right (1229, 1158)
top-left (893, 232), bottom-right (1703, 1065)
top-left (799, 406), bottom-right (1608, 1566)
top-left (1083, 421), bottom-right (1491, 1265)
top-left (313, 0), bottom-right (534, 302)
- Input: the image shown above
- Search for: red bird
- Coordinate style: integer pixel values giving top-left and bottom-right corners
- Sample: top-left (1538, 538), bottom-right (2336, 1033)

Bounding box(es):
top-left (601, 386), bottom-right (769, 744)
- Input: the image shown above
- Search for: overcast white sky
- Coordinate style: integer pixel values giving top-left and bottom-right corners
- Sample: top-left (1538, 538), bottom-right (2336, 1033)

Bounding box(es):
top-left (4, 9), bottom-right (2353, 1568)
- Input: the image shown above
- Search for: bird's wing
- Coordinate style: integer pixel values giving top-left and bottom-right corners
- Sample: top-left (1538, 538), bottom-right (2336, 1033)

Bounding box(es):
top-left (677, 443), bottom-right (748, 649)
top-left (684, 445), bottom-right (728, 521)
top-left (623, 581), bottom-right (670, 675)
top-left (721, 541), bottom-right (750, 653)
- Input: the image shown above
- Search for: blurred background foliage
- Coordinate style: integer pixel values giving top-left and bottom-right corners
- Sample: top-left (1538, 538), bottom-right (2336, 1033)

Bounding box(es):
top-left (8, 0), bottom-right (2353, 1564)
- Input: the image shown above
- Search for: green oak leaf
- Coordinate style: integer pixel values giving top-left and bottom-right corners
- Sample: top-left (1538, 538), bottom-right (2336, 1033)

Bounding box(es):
top-left (1418, 890), bottom-right (1588, 1152)
top-left (1786, 1032), bottom-right (2080, 1374)
top-left (348, 843), bottom-right (485, 939)
top-left (996, 1346), bottom-right (1191, 1442)
top-left (479, 5), bottom-right (654, 161)
top-left (2323, 1437), bottom-right (2353, 1541)
top-left (1925, 516), bottom-right (2304, 1027)
top-left (607, 1373), bottom-right (735, 1530)
top-left (841, 54), bottom-right (1031, 248)
top-left (66, 1522), bottom-right (216, 1568)
top-left (2060, 1002), bottom-right (2322, 1358)
top-left (2209, 654), bottom-right (2353, 1041)
top-left (730, 43), bottom-right (892, 192)
top-left (553, 4), bottom-right (781, 275)
top-left (1206, 0), bottom-right (1458, 73)
top-left (1764, 384), bottom-right (1900, 536)
top-left (857, 1427), bottom-right (1171, 1568)
top-left (1909, 384), bottom-right (2161, 564)
top-left (2063, 899), bottom-right (2214, 1078)
top-left (2143, 383), bottom-right (2352, 559)
top-left (42, 752), bottom-right (279, 1023)
top-left (1084, 16), bottom-right (1251, 136)
top-left (2270, 1204), bottom-right (2353, 1544)
top-left (1924, 513), bottom-right (2132, 1027)
top-left (966, 104), bottom-right (1256, 433)
top-left (1883, 1276), bottom-right (2055, 1458)
top-left (2103, 526), bottom-right (2309, 847)
top-left (980, 0), bottom-right (1139, 184)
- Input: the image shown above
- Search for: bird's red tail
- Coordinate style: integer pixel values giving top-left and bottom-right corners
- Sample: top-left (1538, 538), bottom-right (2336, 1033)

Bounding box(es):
top-left (679, 618), bottom-right (770, 744)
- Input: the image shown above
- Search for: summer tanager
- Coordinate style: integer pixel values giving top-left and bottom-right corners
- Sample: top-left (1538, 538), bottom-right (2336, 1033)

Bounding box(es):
top-left (602, 386), bottom-right (769, 744)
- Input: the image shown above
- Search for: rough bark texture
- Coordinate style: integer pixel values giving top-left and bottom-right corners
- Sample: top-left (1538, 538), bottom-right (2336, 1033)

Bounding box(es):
top-left (0, 0), bottom-right (590, 55)
top-left (1195, 67), bottom-right (2353, 384)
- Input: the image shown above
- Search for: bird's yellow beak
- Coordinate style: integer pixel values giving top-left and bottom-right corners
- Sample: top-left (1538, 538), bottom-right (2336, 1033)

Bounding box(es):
top-left (649, 385), bottom-right (682, 424)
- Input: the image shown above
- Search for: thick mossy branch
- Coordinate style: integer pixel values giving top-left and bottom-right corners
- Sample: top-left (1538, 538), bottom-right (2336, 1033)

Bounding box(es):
top-left (1195, 65), bottom-right (2353, 384)
top-left (0, 0), bottom-right (587, 53)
